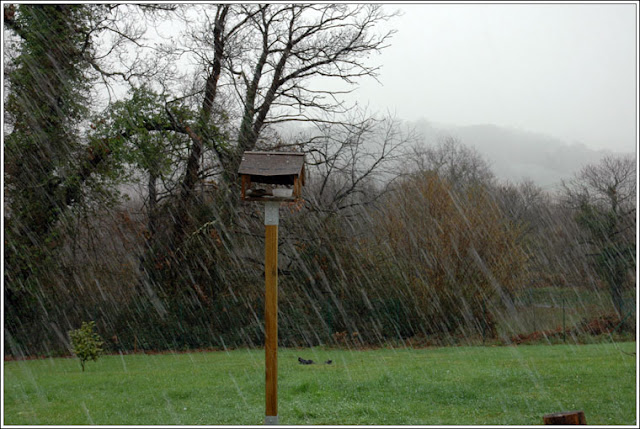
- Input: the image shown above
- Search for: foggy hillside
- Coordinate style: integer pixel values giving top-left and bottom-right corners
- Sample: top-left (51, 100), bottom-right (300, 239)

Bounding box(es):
top-left (409, 119), bottom-right (631, 189)
top-left (278, 118), bottom-right (632, 190)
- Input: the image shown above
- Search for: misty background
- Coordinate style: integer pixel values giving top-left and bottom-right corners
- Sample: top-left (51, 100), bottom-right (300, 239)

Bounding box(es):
top-left (338, 3), bottom-right (637, 151)
top-left (310, 3), bottom-right (637, 188)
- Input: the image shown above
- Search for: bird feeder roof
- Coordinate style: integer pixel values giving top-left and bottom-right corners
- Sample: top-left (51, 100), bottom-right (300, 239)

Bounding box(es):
top-left (238, 151), bottom-right (305, 177)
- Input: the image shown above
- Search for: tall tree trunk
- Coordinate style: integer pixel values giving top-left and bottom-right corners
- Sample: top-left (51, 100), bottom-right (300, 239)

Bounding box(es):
top-left (169, 6), bottom-right (229, 246)
top-left (148, 170), bottom-right (158, 236)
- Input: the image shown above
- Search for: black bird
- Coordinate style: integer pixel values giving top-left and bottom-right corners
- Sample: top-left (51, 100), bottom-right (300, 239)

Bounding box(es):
top-left (298, 357), bottom-right (314, 365)
top-left (325, 360), bottom-right (332, 365)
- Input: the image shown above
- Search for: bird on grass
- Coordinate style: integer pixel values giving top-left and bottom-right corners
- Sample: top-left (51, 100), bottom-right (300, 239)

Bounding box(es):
top-left (298, 357), bottom-right (332, 365)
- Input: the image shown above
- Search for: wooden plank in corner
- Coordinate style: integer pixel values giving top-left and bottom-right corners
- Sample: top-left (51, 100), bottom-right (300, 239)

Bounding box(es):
top-left (543, 410), bottom-right (587, 425)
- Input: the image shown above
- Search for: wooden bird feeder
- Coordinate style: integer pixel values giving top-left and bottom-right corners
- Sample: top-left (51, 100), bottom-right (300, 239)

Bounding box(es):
top-left (237, 150), bottom-right (305, 425)
top-left (238, 151), bottom-right (305, 202)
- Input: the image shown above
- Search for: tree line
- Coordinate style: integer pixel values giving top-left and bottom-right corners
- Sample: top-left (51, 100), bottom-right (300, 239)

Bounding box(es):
top-left (3, 4), bottom-right (636, 356)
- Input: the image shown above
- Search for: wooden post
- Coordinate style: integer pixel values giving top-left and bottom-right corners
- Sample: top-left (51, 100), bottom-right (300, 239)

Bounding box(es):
top-left (482, 299), bottom-right (486, 345)
top-left (264, 202), bottom-right (279, 425)
top-left (241, 175), bottom-right (248, 200)
top-left (543, 410), bottom-right (587, 425)
top-left (562, 297), bottom-right (566, 343)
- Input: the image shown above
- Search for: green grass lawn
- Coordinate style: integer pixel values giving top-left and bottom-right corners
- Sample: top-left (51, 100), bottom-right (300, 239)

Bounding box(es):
top-left (3, 342), bottom-right (636, 425)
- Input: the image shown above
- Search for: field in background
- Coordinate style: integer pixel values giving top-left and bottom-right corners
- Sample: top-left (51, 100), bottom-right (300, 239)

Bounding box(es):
top-left (496, 286), bottom-right (636, 341)
top-left (4, 342), bottom-right (636, 425)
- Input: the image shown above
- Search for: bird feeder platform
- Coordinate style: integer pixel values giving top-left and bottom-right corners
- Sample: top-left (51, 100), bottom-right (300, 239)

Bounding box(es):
top-left (238, 151), bottom-right (305, 202)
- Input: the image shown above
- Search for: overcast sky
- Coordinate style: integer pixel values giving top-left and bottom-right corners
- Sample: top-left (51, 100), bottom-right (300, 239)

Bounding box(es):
top-left (326, 2), bottom-right (637, 154)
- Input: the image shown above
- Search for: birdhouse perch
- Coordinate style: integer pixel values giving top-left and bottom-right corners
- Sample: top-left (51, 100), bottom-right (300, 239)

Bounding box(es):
top-left (238, 151), bottom-right (305, 202)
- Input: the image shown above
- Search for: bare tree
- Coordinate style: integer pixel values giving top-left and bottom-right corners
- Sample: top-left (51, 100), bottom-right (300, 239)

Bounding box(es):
top-left (494, 179), bottom-right (547, 234)
top-left (84, 4), bottom-right (178, 96)
top-left (563, 155), bottom-right (636, 215)
top-left (561, 155), bottom-right (636, 315)
top-left (172, 4), bottom-right (397, 174)
top-left (410, 136), bottom-right (495, 188)
top-left (299, 111), bottom-right (412, 213)
top-left (116, 3), bottom-right (399, 243)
